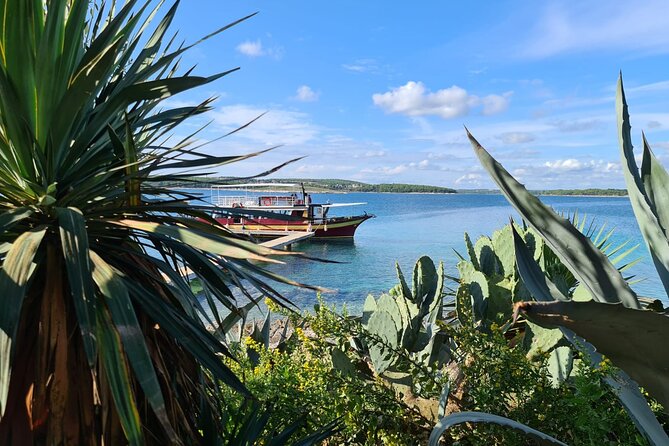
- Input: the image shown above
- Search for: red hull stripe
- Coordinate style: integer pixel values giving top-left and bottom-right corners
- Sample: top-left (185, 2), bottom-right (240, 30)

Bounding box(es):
top-left (215, 215), bottom-right (372, 238)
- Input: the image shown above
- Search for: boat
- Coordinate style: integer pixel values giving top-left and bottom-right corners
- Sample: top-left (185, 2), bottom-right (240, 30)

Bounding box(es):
top-left (210, 183), bottom-right (374, 238)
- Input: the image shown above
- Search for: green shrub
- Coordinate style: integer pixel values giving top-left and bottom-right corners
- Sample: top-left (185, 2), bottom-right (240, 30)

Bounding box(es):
top-left (447, 323), bottom-right (647, 445)
top-left (220, 303), bottom-right (428, 445)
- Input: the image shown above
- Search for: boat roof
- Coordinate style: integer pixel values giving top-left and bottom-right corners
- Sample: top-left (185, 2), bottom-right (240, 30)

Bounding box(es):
top-left (211, 183), bottom-right (298, 188)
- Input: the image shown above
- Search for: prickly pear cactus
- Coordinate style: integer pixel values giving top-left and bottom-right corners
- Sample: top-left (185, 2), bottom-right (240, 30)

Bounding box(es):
top-left (457, 222), bottom-right (588, 383)
top-left (361, 256), bottom-right (449, 375)
top-left (457, 224), bottom-right (537, 329)
top-left (366, 310), bottom-right (400, 373)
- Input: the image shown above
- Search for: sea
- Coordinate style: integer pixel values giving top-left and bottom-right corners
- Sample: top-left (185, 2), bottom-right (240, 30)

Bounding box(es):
top-left (189, 190), bottom-right (666, 313)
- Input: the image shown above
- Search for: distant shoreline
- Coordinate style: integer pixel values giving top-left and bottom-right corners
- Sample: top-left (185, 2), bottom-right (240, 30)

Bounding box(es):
top-left (172, 186), bottom-right (627, 197)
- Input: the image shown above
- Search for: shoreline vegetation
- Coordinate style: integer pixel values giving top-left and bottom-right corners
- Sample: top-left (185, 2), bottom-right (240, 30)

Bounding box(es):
top-left (160, 177), bottom-right (629, 196)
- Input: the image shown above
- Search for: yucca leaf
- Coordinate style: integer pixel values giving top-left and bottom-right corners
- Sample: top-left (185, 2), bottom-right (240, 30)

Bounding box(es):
top-left (115, 219), bottom-right (289, 263)
top-left (57, 207), bottom-right (97, 366)
top-left (617, 76), bottom-right (669, 297)
top-left (90, 251), bottom-right (177, 442)
top-left (429, 411), bottom-right (567, 446)
top-left (0, 225), bottom-right (46, 417)
top-left (468, 129), bottom-right (640, 309)
top-left (0, 207), bottom-right (32, 232)
top-left (97, 305), bottom-right (144, 446)
top-left (127, 281), bottom-right (249, 396)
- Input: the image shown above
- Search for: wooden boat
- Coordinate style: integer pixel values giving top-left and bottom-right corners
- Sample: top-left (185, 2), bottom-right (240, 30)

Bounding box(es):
top-left (210, 183), bottom-right (374, 238)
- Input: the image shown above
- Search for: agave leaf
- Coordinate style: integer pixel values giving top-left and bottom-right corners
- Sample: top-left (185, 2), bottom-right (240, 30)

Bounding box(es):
top-left (517, 300), bottom-right (669, 410)
top-left (429, 411), bottom-right (567, 446)
top-left (468, 129), bottom-right (640, 309)
top-left (513, 224), bottom-right (669, 444)
top-left (511, 225), bottom-right (568, 302)
top-left (90, 251), bottom-right (177, 442)
top-left (617, 76), bottom-right (669, 297)
top-left (640, 135), bottom-right (669, 232)
top-left (57, 207), bottom-right (97, 366)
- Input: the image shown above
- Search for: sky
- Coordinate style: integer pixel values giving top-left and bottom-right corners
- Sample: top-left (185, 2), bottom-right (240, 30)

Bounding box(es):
top-left (162, 0), bottom-right (669, 189)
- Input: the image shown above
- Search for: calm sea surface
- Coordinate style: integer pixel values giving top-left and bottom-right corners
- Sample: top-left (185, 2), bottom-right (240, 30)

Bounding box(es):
top-left (190, 190), bottom-right (665, 312)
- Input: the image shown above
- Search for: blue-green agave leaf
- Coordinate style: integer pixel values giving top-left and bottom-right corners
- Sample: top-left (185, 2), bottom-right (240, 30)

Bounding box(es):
top-left (617, 75), bottom-right (669, 297)
top-left (429, 411), bottom-right (567, 446)
top-left (469, 129), bottom-right (640, 309)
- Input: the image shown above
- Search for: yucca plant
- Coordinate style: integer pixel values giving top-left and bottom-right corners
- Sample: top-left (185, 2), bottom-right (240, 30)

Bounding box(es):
top-left (0, 1), bottom-right (315, 444)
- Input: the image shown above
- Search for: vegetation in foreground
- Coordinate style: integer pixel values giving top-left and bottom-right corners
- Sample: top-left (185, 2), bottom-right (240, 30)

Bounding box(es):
top-left (217, 235), bottom-right (661, 444)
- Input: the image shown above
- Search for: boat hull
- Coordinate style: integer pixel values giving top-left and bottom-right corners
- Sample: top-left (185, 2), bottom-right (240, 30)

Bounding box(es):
top-left (215, 214), bottom-right (373, 238)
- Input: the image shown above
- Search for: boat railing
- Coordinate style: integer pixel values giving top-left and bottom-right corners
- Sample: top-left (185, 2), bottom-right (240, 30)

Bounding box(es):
top-left (258, 195), bottom-right (301, 206)
top-left (212, 194), bottom-right (301, 208)
top-left (212, 195), bottom-right (256, 208)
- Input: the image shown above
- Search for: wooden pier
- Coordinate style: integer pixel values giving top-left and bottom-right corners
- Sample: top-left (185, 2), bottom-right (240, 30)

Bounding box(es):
top-left (258, 230), bottom-right (315, 250)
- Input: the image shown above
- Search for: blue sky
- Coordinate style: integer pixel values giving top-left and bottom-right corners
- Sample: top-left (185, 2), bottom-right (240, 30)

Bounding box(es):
top-left (166, 0), bottom-right (669, 189)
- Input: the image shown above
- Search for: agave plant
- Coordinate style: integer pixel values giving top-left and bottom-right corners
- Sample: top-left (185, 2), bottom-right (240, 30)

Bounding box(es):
top-left (431, 76), bottom-right (669, 445)
top-left (0, 1), bottom-right (313, 444)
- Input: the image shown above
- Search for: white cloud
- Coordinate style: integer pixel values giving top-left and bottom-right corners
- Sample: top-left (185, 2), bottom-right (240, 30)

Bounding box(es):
top-left (552, 118), bottom-right (602, 133)
top-left (236, 39), bottom-right (283, 59)
top-left (365, 165), bottom-right (409, 175)
top-left (353, 150), bottom-right (387, 159)
top-left (629, 80), bottom-right (669, 94)
top-left (211, 105), bottom-right (318, 146)
top-left (544, 158), bottom-right (585, 171)
top-left (497, 132), bottom-right (535, 144)
top-left (295, 164), bottom-right (354, 174)
top-left (342, 59), bottom-right (379, 73)
top-left (294, 85), bottom-right (319, 102)
top-left (372, 81), bottom-right (512, 119)
top-left (482, 92), bottom-right (513, 115)
top-left (236, 40), bottom-right (264, 57)
top-left (543, 158), bottom-right (621, 174)
top-left (360, 159), bottom-right (435, 176)
top-left (455, 173), bottom-right (482, 186)
top-left (648, 120), bottom-right (662, 129)
top-left (522, 0), bottom-right (669, 58)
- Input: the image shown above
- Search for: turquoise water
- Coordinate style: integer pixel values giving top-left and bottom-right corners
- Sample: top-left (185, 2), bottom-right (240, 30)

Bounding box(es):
top-left (191, 190), bottom-right (665, 312)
